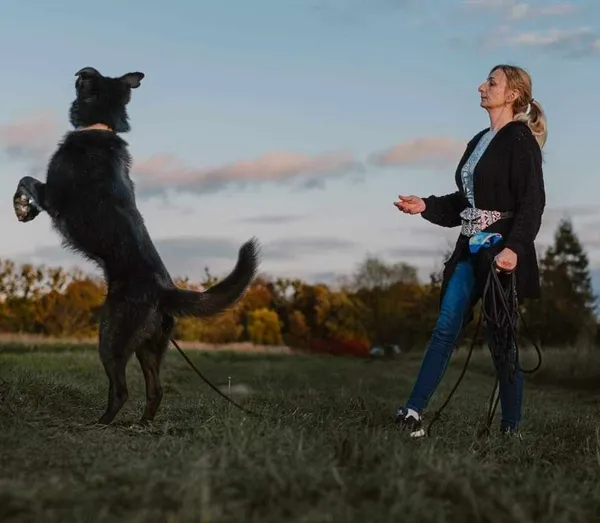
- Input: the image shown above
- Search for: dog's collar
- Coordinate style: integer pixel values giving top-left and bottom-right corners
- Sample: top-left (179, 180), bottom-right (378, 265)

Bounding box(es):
top-left (76, 123), bottom-right (114, 132)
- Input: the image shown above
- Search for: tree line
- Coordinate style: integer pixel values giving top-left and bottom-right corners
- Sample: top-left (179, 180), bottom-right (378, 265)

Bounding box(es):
top-left (0, 218), bottom-right (596, 356)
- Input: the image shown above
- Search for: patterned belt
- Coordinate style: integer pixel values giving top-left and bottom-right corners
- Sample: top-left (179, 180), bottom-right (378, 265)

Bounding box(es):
top-left (459, 207), bottom-right (514, 237)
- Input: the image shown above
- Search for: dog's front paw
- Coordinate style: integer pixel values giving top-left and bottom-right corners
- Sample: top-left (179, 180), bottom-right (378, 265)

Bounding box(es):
top-left (13, 189), bottom-right (41, 222)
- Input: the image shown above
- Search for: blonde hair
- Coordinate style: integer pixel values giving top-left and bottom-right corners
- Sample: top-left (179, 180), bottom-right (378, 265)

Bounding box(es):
top-left (491, 64), bottom-right (547, 149)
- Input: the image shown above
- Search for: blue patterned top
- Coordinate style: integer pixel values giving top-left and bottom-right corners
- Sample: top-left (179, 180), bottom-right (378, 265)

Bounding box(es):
top-left (460, 129), bottom-right (497, 207)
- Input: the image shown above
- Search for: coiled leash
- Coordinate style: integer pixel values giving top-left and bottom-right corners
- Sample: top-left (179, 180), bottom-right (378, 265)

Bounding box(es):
top-left (425, 261), bottom-right (542, 437)
top-left (170, 337), bottom-right (261, 418)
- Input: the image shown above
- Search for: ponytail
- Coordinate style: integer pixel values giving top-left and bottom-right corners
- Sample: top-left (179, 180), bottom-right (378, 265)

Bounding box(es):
top-left (514, 98), bottom-right (547, 149)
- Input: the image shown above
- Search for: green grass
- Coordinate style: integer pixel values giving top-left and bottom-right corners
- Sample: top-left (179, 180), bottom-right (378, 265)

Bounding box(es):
top-left (1, 343), bottom-right (600, 523)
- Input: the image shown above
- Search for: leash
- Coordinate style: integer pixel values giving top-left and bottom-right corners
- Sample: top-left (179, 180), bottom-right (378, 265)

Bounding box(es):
top-left (169, 262), bottom-right (543, 433)
top-left (425, 261), bottom-right (542, 437)
top-left (170, 337), bottom-right (261, 418)
top-left (478, 266), bottom-right (541, 436)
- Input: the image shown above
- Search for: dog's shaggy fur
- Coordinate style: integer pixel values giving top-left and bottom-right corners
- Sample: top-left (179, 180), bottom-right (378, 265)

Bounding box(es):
top-left (13, 66), bottom-right (260, 425)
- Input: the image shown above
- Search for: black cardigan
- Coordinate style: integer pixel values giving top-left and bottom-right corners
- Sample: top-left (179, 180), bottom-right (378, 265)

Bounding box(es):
top-left (420, 120), bottom-right (546, 310)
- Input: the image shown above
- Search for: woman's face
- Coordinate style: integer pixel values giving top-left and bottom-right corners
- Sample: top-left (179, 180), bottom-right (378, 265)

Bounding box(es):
top-left (478, 68), bottom-right (516, 110)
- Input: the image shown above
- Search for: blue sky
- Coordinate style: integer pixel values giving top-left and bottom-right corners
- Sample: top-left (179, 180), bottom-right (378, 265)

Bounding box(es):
top-left (1, 0), bottom-right (599, 288)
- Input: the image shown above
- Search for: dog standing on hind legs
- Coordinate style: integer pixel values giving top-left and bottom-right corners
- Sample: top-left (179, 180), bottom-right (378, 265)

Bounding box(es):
top-left (12, 66), bottom-right (260, 426)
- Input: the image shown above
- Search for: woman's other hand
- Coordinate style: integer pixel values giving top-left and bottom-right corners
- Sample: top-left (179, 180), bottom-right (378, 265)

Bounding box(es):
top-left (394, 195), bottom-right (426, 215)
top-left (494, 247), bottom-right (518, 272)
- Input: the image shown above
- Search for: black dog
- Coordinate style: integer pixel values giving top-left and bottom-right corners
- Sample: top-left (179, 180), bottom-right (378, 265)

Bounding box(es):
top-left (13, 67), bottom-right (260, 425)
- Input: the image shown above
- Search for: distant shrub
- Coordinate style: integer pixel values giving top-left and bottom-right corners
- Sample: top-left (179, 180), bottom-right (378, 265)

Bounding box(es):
top-left (308, 338), bottom-right (370, 358)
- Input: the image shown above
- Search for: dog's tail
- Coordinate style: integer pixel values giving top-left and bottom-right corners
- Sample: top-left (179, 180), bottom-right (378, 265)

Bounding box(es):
top-left (159, 238), bottom-right (260, 318)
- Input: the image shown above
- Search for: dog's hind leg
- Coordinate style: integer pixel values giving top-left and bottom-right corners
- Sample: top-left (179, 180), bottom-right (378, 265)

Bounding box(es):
top-left (97, 303), bottom-right (155, 425)
top-left (98, 351), bottom-right (130, 426)
top-left (135, 314), bottom-right (174, 424)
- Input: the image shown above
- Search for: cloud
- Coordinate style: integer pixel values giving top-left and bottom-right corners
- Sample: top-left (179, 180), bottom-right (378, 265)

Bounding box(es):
top-left (132, 137), bottom-right (467, 196)
top-left (301, 270), bottom-right (345, 285)
top-left (238, 213), bottom-right (309, 225)
top-left (508, 3), bottom-right (578, 21)
top-left (16, 235), bottom-right (360, 282)
top-left (463, 0), bottom-right (578, 20)
top-left (369, 137), bottom-right (466, 168)
top-left (542, 204), bottom-right (600, 222)
top-left (0, 111), bottom-right (62, 163)
top-left (309, 0), bottom-right (420, 26)
top-left (385, 245), bottom-right (452, 260)
top-left (262, 236), bottom-right (358, 261)
top-left (154, 237), bottom-right (245, 261)
top-left (0, 111), bottom-right (363, 194)
top-left (501, 27), bottom-right (600, 56)
top-left (309, 270), bottom-right (342, 283)
top-left (152, 235), bottom-right (359, 266)
top-left (452, 25), bottom-right (600, 58)
top-left (20, 237), bottom-right (247, 279)
top-left (463, 0), bottom-right (511, 6)
top-left (0, 111), bottom-right (470, 198)
top-left (458, 1), bottom-right (599, 57)
top-left (132, 151), bottom-right (363, 196)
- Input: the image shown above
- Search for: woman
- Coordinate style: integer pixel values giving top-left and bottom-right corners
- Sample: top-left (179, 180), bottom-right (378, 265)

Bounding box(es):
top-left (393, 64), bottom-right (546, 438)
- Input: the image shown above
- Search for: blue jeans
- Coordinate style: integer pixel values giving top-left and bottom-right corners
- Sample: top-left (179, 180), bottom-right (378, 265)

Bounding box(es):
top-left (406, 258), bottom-right (523, 431)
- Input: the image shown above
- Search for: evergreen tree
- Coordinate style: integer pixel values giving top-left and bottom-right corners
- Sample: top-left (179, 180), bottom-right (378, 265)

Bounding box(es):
top-left (527, 218), bottom-right (597, 348)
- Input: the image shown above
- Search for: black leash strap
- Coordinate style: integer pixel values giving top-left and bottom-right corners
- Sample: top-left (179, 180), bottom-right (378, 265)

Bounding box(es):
top-left (170, 337), bottom-right (261, 418)
top-left (426, 261), bottom-right (542, 438)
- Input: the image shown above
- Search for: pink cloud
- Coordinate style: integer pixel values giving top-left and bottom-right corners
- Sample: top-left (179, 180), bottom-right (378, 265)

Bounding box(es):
top-left (0, 111), bottom-right (62, 161)
top-left (369, 137), bottom-right (466, 167)
top-left (0, 111), bottom-right (470, 197)
top-left (132, 150), bottom-right (362, 194)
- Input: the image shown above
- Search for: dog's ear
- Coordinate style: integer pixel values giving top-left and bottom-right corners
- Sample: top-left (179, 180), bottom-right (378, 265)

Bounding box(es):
top-left (120, 72), bottom-right (145, 89)
top-left (75, 67), bottom-right (101, 79)
top-left (74, 67), bottom-right (101, 96)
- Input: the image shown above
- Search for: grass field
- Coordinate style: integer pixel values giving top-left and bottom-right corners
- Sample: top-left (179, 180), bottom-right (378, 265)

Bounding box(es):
top-left (1, 341), bottom-right (600, 523)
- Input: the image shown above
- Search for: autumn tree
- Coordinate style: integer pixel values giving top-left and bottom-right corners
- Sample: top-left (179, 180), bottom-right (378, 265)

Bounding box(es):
top-left (0, 262), bottom-right (47, 333)
top-left (247, 308), bottom-right (283, 345)
top-left (351, 256), bottom-right (433, 350)
top-left (286, 309), bottom-right (310, 348)
top-left (286, 282), bottom-right (368, 343)
top-left (314, 285), bottom-right (369, 343)
top-left (353, 256), bottom-right (419, 290)
top-left (267, 277), bottom-right (310, 347)
top-left (34, 277), bottom-right (106, 337)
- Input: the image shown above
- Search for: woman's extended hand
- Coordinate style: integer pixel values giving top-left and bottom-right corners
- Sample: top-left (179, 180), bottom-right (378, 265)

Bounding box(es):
top-left (494, 248), bottom-right (518, 272)
top-left (394, 195), bottom-right (426, 215)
